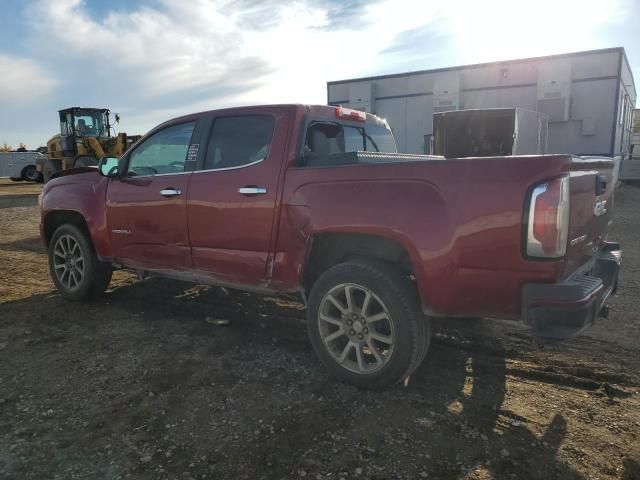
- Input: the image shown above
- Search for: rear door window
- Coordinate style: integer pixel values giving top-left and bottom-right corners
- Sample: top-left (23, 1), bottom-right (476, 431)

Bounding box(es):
top-left (204, 116), bottom-right (275, 170)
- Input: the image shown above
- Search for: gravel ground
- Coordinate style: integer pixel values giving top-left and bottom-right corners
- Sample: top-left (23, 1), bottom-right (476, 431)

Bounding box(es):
top-left (0, 178), bottom-right (638, 480)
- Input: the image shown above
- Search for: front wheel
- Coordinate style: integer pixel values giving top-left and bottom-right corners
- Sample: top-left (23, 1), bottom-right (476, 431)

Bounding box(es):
top-left (307, 259), bottom-right (430, 389)
top-left (48, 224), bottom-right (112, 301)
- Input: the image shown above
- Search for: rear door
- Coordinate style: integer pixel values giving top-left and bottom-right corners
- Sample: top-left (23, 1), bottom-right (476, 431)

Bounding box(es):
top-left (186, 107), bottom-right (291, 285)
top-left (564, 157), bottom-right (615, 274)
top-left (106, 120), bottom-right (203, 271)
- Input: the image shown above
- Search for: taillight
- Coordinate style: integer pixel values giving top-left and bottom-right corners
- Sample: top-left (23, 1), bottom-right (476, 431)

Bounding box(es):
top-left (526, 176), bottom-right (570, 258)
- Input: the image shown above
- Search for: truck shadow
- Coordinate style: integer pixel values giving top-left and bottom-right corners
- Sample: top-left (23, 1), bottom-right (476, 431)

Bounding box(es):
top-left (0, 277), bottom-right (589, 479)
top-left (411, 320), bottom-right (584, 479)
top-left (0, 235), bottom-right (45, 254)
top-left (0, 193), bottom-right (39, 209)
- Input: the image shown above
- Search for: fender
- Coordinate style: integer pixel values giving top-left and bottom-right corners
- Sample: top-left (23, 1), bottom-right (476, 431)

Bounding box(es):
top-left (271, 175), bottom-right (455, 312)
top-left (40, 171), bottom-right (112, 259)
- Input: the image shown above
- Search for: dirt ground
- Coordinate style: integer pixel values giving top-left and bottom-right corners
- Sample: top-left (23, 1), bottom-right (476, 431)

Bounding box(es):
top-left (0, 177), bottom-right (638, 480)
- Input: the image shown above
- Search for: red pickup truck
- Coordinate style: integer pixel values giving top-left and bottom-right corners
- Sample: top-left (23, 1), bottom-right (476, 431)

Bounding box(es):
top-left (40, 104), bottom-right (622, 389)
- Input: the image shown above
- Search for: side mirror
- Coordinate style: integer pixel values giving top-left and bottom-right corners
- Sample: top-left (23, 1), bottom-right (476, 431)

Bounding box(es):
top-left (98, 156), bottom-right (120, 177)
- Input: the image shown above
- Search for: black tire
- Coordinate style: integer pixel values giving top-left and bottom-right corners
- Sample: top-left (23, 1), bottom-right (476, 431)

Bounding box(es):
top-left (306, 259), bottom-right (430, 389)
top-left (43, 159), bottom-right (62, 183)
top-left (73, 156), bottom-right (98, 168)
top-left (48, 224), bottom-right (112, 301)
top-left (21, 165), bottom-right (39, 182)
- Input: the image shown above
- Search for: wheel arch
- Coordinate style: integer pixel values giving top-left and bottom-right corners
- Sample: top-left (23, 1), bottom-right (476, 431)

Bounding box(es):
top-left (43, 210), bottom-right (92, 248)
top-left (302, 231), bottom-right (421, 295)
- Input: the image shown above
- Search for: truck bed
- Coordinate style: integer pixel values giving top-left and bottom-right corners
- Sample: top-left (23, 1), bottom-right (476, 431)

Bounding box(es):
top-left (282, 152), bottom-right (615, 321)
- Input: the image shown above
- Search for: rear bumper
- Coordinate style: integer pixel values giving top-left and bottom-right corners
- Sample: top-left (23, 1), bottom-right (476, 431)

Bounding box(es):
top-left (521, 242), bottom-right (622, 342)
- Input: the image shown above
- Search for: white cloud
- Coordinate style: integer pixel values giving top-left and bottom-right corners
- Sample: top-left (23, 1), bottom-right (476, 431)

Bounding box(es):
top-left (22, 0), bottom-right (448, 134)
top-left (26, 0), bottom-right (441, 104)
top-left (28, 0), bottom-right (265, 97)
top-left (437, 0), bottom-right (631, 64)
top-left (0, 54), bottom-right (56, 104)
top-left (2, 0), bottom-right (634, 147)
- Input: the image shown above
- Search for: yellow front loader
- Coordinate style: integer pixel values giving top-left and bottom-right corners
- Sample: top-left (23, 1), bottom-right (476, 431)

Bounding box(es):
top-left (37, 107), bottom-right (141, 182)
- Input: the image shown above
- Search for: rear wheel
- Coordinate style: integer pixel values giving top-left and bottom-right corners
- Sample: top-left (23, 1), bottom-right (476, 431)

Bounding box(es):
top-left (21, 165), bottom-right (39, 182)
top-left (307, 259), bottom-right (430, 389)
top-left (43, 159), bottom-right (62, 183)
top-left (48, 224), bottom-right (112, 301)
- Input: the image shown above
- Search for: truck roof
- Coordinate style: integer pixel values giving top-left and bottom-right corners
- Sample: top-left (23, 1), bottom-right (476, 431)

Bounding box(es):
top-left (161, 104), bottom-right (387, 131)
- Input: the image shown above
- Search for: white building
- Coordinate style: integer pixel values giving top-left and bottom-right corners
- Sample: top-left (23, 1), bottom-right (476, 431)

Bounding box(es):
top-left (328, 47), bottom-right (636, 158)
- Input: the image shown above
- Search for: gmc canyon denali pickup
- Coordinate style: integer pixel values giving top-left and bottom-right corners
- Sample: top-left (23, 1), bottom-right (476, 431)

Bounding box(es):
top-left (40, 104), bottom-right (622, 389)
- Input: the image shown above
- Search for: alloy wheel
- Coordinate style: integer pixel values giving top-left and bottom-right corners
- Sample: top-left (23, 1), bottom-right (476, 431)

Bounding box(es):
top-left (317, 283), bottom-right (395, 374)
top-left (52, 234), bottom-right (85, 290)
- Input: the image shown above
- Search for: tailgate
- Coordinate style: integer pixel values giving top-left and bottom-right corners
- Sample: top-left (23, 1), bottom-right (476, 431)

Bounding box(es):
top-left (563, 157), bottom-right (615, 276)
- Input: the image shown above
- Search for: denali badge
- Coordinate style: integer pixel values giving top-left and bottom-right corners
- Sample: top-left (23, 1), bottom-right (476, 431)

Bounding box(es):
top-left (593, 200), bottom-right (607, 217)
top-left (570, 234), bottom-right (587, 246)
top-left (111, 229), bottom-right (131, 235)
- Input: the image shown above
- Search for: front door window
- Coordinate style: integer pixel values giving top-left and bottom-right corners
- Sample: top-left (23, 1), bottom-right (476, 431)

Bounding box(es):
top-left (127, 122), bottom-right (195, 176)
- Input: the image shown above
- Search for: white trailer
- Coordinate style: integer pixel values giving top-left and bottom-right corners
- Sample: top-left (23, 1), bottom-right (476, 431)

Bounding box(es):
top-left (0, 151), bottom-right (45, 182)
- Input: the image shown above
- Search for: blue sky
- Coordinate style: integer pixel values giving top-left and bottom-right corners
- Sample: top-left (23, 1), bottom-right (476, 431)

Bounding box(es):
top-left (1, 0), bottom-right (639, 148)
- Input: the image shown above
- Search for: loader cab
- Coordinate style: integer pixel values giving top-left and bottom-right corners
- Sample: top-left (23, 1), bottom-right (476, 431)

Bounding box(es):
top-left (57, 108), bottom-right (112, 158)
top-left (59, 108), bottom-right (111, 141)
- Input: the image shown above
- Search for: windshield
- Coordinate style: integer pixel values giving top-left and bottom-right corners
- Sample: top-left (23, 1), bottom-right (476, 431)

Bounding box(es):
top-left (72, 110), bottom-right (109, 138)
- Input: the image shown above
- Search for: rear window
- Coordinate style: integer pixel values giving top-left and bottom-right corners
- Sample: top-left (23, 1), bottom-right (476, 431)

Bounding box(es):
top-left (303, 121), bottom-right (396, 166)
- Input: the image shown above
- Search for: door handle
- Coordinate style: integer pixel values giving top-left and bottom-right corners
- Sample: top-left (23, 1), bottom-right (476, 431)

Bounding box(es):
top-left (238, 186), bottom-right (267, 196)
top-left (160, 188), bottom-right (182, 197)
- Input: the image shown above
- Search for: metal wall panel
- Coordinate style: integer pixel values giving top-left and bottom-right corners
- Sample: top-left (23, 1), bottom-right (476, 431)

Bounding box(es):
top-left (461, 86), bottom-right (537, 110)
top-left (570, 51), bottom-right (620, 79)
top-left (374, 76), bottom-right (406, 99)
top-left (375, 98), bottom-right (408, 151)
top-left (514, 109), bottom-right (547, 154)
top-left (405, 95), bottom-right (433, 154)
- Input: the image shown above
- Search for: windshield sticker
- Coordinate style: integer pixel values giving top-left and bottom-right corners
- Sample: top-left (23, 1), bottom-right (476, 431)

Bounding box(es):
top-left (187, 144), bottom-right (199, 163)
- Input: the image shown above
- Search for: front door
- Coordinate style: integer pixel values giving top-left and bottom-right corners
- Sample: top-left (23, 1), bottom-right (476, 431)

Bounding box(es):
top-left (186, 109), bottom-right (291, 285)
top-left (106, 121), bottom-right (198, 271)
